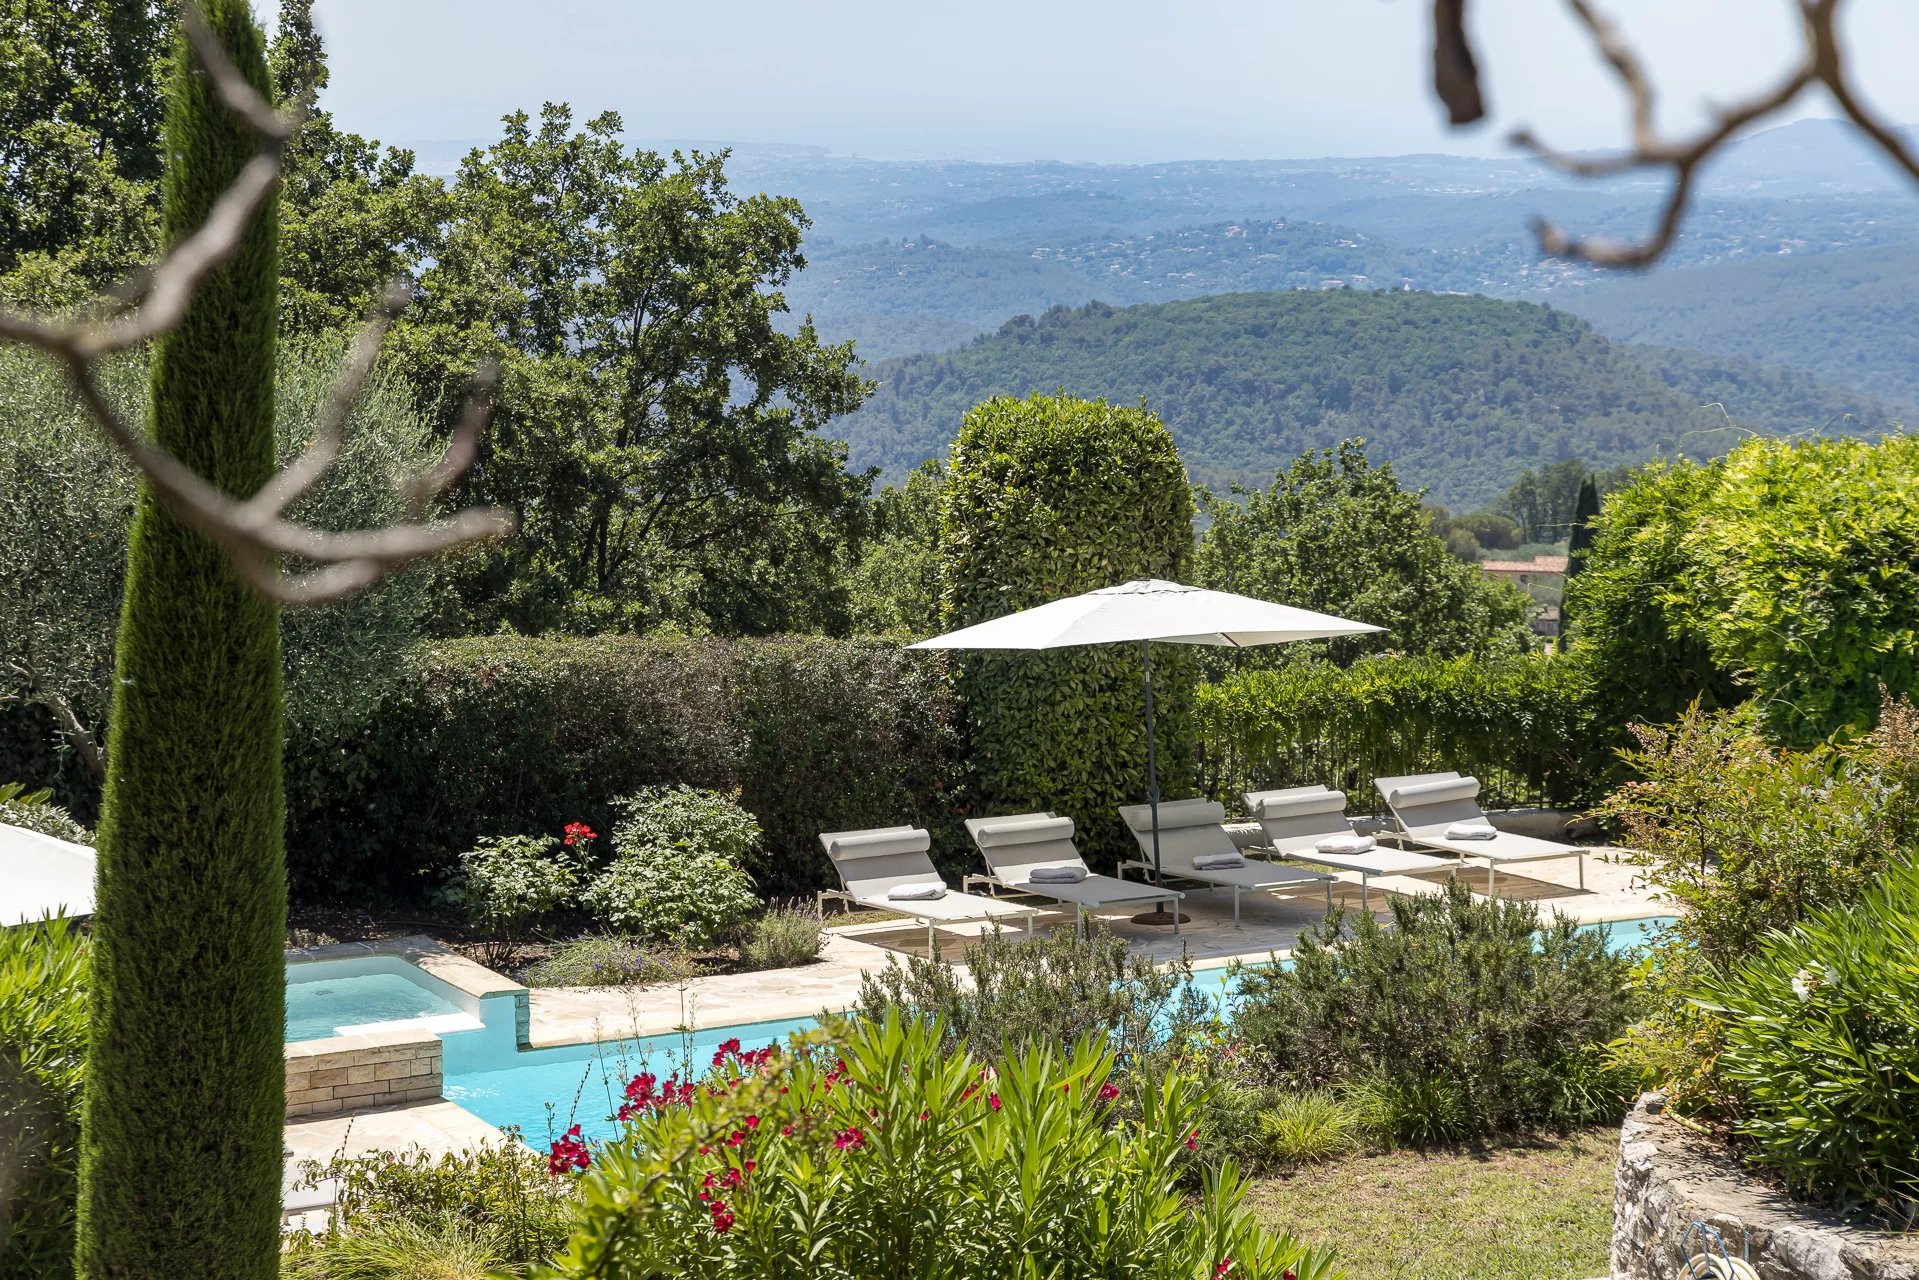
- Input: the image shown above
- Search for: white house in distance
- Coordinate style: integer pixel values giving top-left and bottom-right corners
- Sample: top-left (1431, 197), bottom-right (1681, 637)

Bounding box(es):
top-left (1, 822), bottom-right (96, 926)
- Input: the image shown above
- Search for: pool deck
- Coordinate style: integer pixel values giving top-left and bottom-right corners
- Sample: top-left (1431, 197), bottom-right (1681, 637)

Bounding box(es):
top-left (283, 841), bottom-right (1665, 1219)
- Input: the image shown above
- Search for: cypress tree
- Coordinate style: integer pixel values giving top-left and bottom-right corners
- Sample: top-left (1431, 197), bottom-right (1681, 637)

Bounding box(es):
top-left (1559, 473), bottom-right (1600, 651)
top-left (73, 5), bottom-right (285, 1278)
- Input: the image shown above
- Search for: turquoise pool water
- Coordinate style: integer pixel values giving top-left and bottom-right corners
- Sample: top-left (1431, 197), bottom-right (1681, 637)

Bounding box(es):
top-left (443, 914), bottom-right (1677, 1147)
top-left (285, 963), bottom-right (465, 1041)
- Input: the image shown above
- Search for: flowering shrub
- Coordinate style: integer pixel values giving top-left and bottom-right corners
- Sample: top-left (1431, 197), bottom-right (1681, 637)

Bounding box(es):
top-left (541, 1017), bottom-right (1339, 1280)
top-left (458, 831), bottom-right (590, 963)
top-left (580, 788), bottom-right (760, 950)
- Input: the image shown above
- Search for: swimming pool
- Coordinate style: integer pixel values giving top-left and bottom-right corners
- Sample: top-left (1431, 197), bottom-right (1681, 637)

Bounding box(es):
top-left (285, 954), bottom-right (475, 1042)
top-left (443, 914), bottom-right (1677, 1146)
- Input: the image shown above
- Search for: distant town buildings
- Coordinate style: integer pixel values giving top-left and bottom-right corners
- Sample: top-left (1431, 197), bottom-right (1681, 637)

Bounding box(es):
top-left (1478, 554), bottom-right (1568, 587)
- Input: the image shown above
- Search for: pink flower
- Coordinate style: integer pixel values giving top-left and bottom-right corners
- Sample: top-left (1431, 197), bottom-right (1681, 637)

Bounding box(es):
top-left (1185, 1129), bottom-right (1198, 1151)
top-left (546, 1124), bottom-right (590, 1176)
top-left (834, 1127), bottom-right (866, 1150)
top-left (1098, 1082), bottom-right (1121, 1102)
top-left (988, 1093), bottom-right (1001, 1112)
top-left (1215, 1261), bottom-right (1233, 1278)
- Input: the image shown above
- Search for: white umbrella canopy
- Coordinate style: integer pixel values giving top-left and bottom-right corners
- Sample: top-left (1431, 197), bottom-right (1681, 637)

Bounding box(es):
top-left (910, 579), bottom-right (1382, 919)
top-left (907, 578), bottom-right (1383, 651)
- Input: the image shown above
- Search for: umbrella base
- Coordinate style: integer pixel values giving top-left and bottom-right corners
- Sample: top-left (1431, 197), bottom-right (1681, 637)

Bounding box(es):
top-left (1130, 908), bottom-right (1190, 927)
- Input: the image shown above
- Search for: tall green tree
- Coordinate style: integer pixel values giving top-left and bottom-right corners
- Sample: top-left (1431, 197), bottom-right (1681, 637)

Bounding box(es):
top-left (73, 5), bottom-right (287, 1278)
top-left (1196, 440), bottom-right (1534, 663)
top-left (940, 394), bottom-right (1195, 868)
top-left (1558, 473), bottom-right (1600, 650)
top-left (393, 105), bottom-right (871, 636)
top-left (847, 459), bottom-right (946, 635)
top-left (267, 0), bottom-right (445, 336)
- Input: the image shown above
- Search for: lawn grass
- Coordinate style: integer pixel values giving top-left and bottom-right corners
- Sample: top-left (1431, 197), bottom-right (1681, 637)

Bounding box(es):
top-left (1247, 1127), bottom-right (1617, 1280)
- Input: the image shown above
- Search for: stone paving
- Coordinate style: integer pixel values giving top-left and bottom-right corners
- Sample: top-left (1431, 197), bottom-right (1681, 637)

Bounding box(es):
top-left (283, 837), bottom-right (1667, 1218)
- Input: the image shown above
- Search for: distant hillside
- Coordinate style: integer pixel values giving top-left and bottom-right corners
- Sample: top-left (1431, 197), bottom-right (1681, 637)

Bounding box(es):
top-left (837, 290), bottom-right (1902, 509)
top-left (1550, 243), bottom-right (1919, 412)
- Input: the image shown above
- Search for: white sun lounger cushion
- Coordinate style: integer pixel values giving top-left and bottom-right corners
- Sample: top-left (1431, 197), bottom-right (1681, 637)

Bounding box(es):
top-left (1248, 789), bottom-right (1347, 820)
top-left (1444, 821), bottom-right (1498, 840)
top-left (826, 828), bottom-right (932, 859)
top-left (1120, 798), bottom-right (1228, 832)
top-left (1191, 852), bottom-right (1246, 870)
top-left (1315, 832), bottom-right (1376, 855)
top-left (1025, 865), bottom-right (1087, 884)
top-left (887, 881), bottom-right (948, 901)
top-left (1387, 776), bottom-right (1481, 808)
top-left (973, 815), bottom-right (1075, 848)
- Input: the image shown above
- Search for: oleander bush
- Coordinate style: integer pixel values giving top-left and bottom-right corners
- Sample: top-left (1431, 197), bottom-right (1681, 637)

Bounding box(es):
top-left (1231, 881), bottom-right (1636, 1142)
top-left (579, 788), bottom-right (761, 951)
top-left (544, 1016), bottom-right (1340, 1280)
top-left (1694, 861), bottom-right (1919, 1226)
top-left (281, 634), bottom-right (960, 903)
top-left (0, 916), bottom-right (88, 1280)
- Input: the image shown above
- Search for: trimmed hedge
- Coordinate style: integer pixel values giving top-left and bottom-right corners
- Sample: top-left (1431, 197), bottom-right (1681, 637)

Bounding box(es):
top-left (1197, 654), bottom-right (1603, 813)
top-left (939, 394), bottom-right (1197, 869)
top-left (285, 635), bottom-right (960, 902)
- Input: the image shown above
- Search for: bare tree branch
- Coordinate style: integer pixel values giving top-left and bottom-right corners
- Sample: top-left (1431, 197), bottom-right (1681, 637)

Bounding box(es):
top-left (0, 4), bottom-right (513, 605)
top-left (1432, 0), bottom-right (1486, 126)
top-left (1479, 0), bottom-right (1917, 268)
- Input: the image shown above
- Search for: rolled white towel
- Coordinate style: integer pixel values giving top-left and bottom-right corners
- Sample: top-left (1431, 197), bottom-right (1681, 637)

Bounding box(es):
top-left (1025, 865), bottom-right (1087, 884)
top-left (1445, 821), bottom-right (1498, 841)
top-left (1315, 832), bottom-right (1377, 856)
top-left (887, 881), bottom-right (948, 901)
top-left (1191, 853), bottom-right (1246, 870)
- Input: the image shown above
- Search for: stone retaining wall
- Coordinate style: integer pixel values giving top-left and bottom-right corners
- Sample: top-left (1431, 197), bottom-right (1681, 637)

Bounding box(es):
top-left (285, 1026), bottom-right (442, 1119)
top-left (1612, 1094), bottom-right (1918, 1280)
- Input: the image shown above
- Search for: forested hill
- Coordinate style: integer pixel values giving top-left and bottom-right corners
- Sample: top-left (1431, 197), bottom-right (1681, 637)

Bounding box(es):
top-left (838, 290), bottom-right (1904, 509)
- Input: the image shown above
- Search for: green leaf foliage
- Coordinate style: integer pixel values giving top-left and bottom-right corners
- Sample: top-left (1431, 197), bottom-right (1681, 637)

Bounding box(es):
top-left (581, 788), bottom-right (762, 950)
top-left (1695, 861), bottom-right (1919, 1225)
top-left (0, 782), bottom-right (90, 845)
top-left (0, 917), bottom-right (88, 1280)
top-left (457, 834), bottom-right (587, 964)
top-left (1195, 439), bottom-right (1534, 662)
top-left (75, 8), bottom-right (287, 1278)
top-left (1570, 435), bottom-right (1919, 743)
top-left (1197, 653), bottom-right (1603, 811)
top-left (941, 393), bottom-right (1197, 867)
top-left (547, 1016), bottom-right (1340, 1280)
top-left (839, 291), bottom-right (1898, 510)
top-left (282, 635), bottom-right (959, 902)
top-left (1231, 881), bottom-right (1637, 1141)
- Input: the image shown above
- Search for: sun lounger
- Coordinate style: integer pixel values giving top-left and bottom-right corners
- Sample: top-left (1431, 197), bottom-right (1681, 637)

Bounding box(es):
top-left (817, 825), bottom-right (1038, 951)
top-left (1116, 798), bottom-right (1334, 927)
top-left (1373, 772), bottom-right (1586, 897)
top-left (961, 812), bottom-right (1184, 936)
top-left (1241, 785), bottom-right (1455, 909)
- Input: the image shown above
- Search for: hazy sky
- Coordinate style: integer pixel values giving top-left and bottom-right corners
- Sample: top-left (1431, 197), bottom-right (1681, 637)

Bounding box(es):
top-left (301, 1), bottom-right (1919, 162)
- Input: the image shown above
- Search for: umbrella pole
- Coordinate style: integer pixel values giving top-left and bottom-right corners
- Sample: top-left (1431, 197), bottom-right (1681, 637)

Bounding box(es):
top-left (1132, 640), bottom-right (1187, 928)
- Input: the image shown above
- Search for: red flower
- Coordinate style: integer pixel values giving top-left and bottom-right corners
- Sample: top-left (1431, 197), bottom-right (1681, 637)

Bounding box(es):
top-left (779, 1124), bottom-right (794, 1138)
top-left (1215, 1261), bottom-right (1233, 1278)
top-left (988, 1093), bottom-right (1001, 1112)
top-left (562, 822), bottom-right (597, 847)
top-left (1185, 1128), bottom-right (1199, 1151)
top-left (1282, 1271), bottom-right (1296, 1280)
top-left (546, 1125), bottom-right (590, 1176)
top-left (744, 1115), bottom-right (760, 1130)
top-left (834, 1127), bottom-right (865, 1150)
top-left (1098, 1082), bottom-right (1121, 1102)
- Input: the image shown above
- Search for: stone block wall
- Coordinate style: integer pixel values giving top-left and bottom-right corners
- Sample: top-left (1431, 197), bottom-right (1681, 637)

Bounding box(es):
top-left (1612, 1094), bottom-right (1918, 1280)
top-left (285, 1026), bottom-right (443, 1119)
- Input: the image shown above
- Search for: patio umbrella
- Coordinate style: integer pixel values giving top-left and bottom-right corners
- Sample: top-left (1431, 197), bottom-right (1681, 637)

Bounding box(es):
top-left (910, 578), bottom-right (1381, 920)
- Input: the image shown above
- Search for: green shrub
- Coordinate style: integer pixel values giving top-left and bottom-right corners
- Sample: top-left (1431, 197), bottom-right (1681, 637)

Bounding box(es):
top-left (1696, 861), bottom-right (1919, 1226)
top-left (548, 1017), bottom-right (1339, 1280)
top-left (281, 634), bottom-right (960, 902)
top-left (0, 783), bottom-right (91, 845)
top-left (1340, 1072), bottom-right (1469, 1148)
top-left (580, 788), bottom-right (760, 950)
top-left (1600, 698), bottom-right (1918, 966)
top-left (854, 924), bottom-right (1213, 1068)
top-left (1570, 437), bottom-right (1919, 744)
top-left (520, 937), bottom-right (695, 990)
top-left (1197, 652), bottom-right (1603, 811)
top-left (1232, 881), bottom-right (1636, 1142)
top-left (939, 393), bottom-right (1197, 869)
top-left (1257, 1091), bottom-right (1362, 1168)
top-left (0, 917), bottom-right (88, 1280)
top-left (739, 903), bottom-right (825, 970)
top-left (288, 1142), bottom-right (571, 1276)
top-left (457, 833), bottom-right (589, 964)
